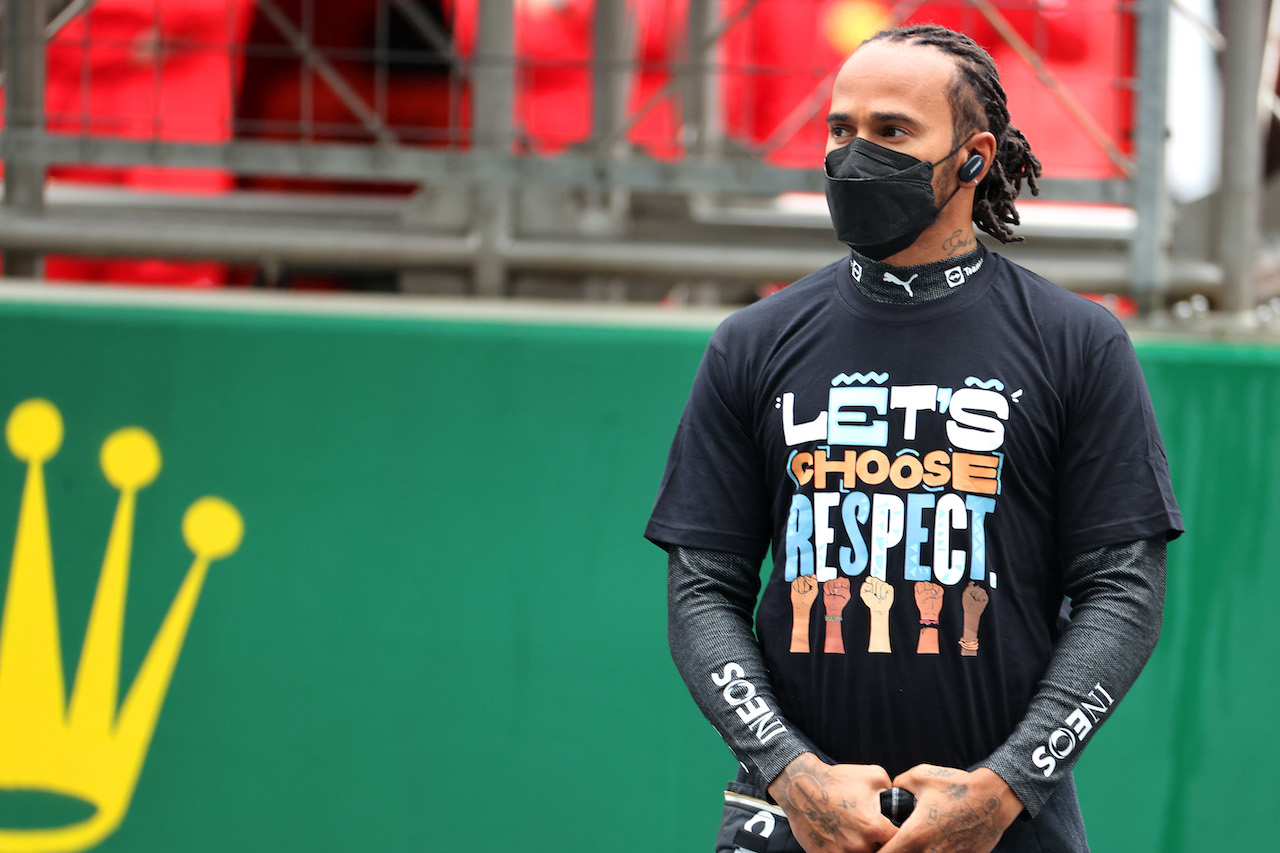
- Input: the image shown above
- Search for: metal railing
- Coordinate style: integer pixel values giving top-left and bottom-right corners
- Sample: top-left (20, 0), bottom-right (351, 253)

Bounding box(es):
top-left (0, 0), bottom-right (1201, 309)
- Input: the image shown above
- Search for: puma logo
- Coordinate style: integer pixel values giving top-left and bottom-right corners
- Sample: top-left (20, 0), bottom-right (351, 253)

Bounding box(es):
top-left (883, 271), bottom-right (919, 297)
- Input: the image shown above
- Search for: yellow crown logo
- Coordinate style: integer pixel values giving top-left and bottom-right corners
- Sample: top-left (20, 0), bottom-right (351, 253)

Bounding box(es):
top-left (0, 400), bottom-right (243, 853)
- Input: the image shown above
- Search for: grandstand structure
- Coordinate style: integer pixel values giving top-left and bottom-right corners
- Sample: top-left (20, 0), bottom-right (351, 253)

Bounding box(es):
top-left (0, 0), bottom-right (1267, 315)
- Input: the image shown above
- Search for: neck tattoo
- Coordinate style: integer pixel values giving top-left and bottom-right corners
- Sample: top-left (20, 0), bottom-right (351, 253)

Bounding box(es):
top-left (942, 230), bottom-right (976, 256)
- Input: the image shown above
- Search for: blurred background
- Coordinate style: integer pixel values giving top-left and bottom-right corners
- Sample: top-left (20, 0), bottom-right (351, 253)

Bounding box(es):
top-left (0, 2), bottom-right (1277, 852)
top-left (0, 0), bottom-right (1271, 316)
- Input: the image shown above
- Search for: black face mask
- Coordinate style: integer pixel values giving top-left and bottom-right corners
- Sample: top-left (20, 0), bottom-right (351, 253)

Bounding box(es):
top-left (824, 137), bottom-right (967, 260)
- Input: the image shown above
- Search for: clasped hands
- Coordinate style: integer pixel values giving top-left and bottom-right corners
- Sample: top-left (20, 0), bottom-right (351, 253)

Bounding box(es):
top-left (767, 753), bottom-right (1022, 853)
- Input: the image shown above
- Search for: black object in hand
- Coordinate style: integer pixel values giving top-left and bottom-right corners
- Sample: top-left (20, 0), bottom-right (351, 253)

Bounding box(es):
top-left (879, 787), bottom-right (916, 827)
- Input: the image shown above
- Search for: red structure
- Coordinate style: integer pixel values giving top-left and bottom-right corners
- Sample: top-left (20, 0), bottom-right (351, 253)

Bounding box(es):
top-left (16, 0), bottom-right (1135, 286)
top-left (39, 0), bottom-right (257, 285)
top-left (446, 0), bottom-right (1133, 175)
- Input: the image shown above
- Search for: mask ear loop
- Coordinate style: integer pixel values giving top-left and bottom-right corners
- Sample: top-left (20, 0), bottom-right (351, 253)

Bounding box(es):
top-left (931, 133), bottom-right (979, 171)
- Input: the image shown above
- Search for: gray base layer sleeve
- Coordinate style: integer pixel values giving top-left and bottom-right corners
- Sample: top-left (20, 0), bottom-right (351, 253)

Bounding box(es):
top-left (980, 536), bottom-right (1166, 817)
top-left (669, 538), bottom-right (1165, 811)
top-left (667, 546), bottom-right (817, 787)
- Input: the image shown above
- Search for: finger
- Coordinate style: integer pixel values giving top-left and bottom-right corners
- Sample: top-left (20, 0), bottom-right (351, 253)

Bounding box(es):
top-left (891, 763), bottom-right (943, 791)
top-left (865, 764), bottom-right (893, 790)
top-left (876, 814), bottom-right (929, 853)
top-left (864, 814), bottom-right (900, 848)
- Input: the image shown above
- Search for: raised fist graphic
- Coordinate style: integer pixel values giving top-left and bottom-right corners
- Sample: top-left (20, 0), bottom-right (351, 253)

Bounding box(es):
top-left (824, 576), bottom-right (852, 614)
top-left (791, 574), bottom-right (819, 610)
top-left (914, 581), bottom-right (944, 655)
top-left (959, 581), bottom-right (990, 657)
top-left (823, 577), bottom-right (852, 654)
top-left (860, 576), bottom-right (894, 654)
top-left (914, 581), bottom-right (944, 622)
top-left (789, 575), bottom-right (819, 653)
top-left (860, 576), bottom-right (894, 617)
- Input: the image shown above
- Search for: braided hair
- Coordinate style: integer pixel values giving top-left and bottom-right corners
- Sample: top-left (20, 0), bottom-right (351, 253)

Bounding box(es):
top-left (865, 25), bottom-right (1042, 243)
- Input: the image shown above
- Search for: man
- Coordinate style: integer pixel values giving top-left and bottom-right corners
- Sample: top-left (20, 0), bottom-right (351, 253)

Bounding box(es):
top-left (645, 25), bottom-right (1182, 853)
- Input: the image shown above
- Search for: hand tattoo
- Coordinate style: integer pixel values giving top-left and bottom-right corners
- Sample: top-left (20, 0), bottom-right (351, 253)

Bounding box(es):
top-left (790, 772), bottom-right (850, 843)
top-left (921, 784), bottom-right (1003, 853)
top-left (776, 764), bottom-right (865, 850)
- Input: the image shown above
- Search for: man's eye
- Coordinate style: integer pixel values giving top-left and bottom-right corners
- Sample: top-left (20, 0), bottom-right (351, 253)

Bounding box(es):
top-left (829, 126), bottom-right (851, 138)
top-left (883, 127), bottom-right (907, 138)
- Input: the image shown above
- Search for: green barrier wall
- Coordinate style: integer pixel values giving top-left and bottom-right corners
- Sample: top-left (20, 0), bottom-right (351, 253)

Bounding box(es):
top-left (0, 297), bottom-right (1273, 852)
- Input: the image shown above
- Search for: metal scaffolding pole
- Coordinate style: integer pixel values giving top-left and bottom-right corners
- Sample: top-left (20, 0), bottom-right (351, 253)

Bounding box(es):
top-left (0, 207), bottom-right (838, 280)
top-left (684, 0), bottom-right (722, 157)
top-left (1217, 0), bottom-right (1268, 314)
top-left (0, 201), bottom-right (1218, 292)
top-left (1129, 0), bottom-right (1171, 309)
top-left (2, 0), bottom-right (48, 278)
top-left (592, 0), bottom-right (633, 154)
top-left (470, 0), bottom-right (515, 296)
top-left (584, 0), bottom-right (636, 254)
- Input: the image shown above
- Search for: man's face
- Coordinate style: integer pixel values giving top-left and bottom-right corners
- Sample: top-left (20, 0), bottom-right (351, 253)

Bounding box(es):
top-left (826, 40), bottom-right (965, 200)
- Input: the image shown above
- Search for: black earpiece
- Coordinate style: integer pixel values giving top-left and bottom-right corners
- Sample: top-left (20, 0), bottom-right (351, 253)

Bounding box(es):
top-left (959, 153), bottom-right (986, 183)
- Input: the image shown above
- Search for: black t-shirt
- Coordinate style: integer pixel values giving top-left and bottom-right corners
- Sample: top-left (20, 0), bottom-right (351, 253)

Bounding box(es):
top-left (646, 251), bottom-right (1183, 777)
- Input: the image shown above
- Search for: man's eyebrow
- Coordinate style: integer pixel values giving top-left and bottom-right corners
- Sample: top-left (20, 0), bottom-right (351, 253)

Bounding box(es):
top-left (824, 110), bottom-right (924, 127)
top-left (870, 110), bottom-right (922, 127)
